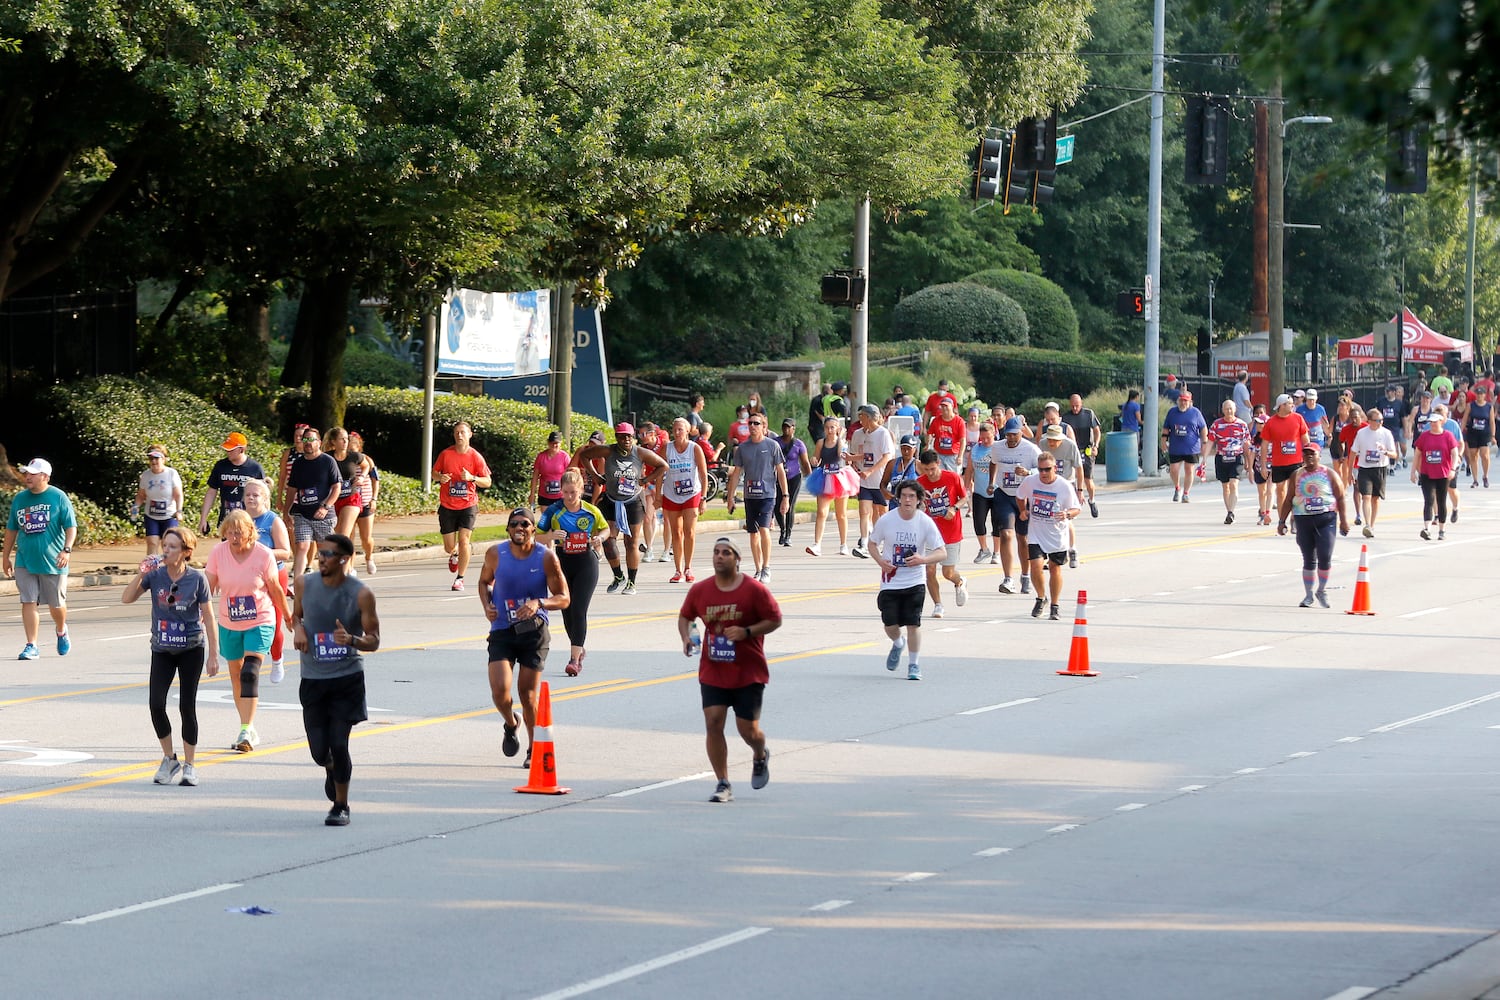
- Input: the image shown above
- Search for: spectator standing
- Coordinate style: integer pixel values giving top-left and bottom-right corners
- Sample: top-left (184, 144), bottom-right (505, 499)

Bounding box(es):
top-left (4, 459), bottom-right (76, 660)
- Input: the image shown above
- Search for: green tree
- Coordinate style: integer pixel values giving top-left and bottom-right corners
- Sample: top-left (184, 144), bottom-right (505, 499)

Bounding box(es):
top-left (890, 282), bottom-right (1029, 344)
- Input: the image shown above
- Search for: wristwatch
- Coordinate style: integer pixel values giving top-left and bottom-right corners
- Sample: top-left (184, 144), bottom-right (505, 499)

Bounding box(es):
top-left (62, 547), bottom-right (71, 553)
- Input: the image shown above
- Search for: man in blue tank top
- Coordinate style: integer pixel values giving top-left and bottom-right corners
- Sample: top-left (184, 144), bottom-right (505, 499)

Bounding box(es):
top-left (479, 507), bottom-right (571, 770)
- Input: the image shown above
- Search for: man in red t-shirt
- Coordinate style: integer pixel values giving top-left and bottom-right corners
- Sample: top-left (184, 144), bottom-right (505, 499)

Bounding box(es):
top-left (926, 397), bottom-right (967, 474)
top-left (917, 450), bottom-right (969, 618)
top-left (678, 536), bottom-right (782, 803)
top-left (1259, 393), bottom-right (1311, 515)
top-left (432, 421), bottom-right (493, 591)
top-left (923, 379), bottom-right (960, 422)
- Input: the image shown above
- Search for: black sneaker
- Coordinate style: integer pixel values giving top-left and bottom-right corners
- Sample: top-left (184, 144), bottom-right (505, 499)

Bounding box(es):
top-left (1031, 598), bottom-right (1045, 618)
top-left (751, 749), bottom-right (770, 790)
top-left (710, 780), bottom-right (733, 803)
top-left (502, 716), bottom-right (520, 758)
top-left (1049, 605), bottom-right (1060, 621)
top-left (1089, 500), bottom-right (1098, 518)
top-left (1068, 550), bottom-right (1078, 569)
top-left (523, 747), bottom-right (532, 770)
top-left (325, 804), bottom-right (350, 827)
top-left (606, 575), bottom-right (626, 594)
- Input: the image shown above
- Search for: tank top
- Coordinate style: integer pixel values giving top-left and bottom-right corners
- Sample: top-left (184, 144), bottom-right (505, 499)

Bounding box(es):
top-left (252, 510), bottom-right (285, 569)
top-left (297, 575), bottom-right (365, 680)
top-left (664, 441), bottom-right (702, 501)
top-left (602, 448), bottom-right (645, 501)
top-left (490, 544), bottom-right (550, 631)
top-left (336, 450), bottom-right (365, 499)
top-left (1469, 402), bottom-right (1492, 434)
top-left (1293, 466), bottom-right (1336, 517)
top-left (818, 441), bottom-right (844, 471)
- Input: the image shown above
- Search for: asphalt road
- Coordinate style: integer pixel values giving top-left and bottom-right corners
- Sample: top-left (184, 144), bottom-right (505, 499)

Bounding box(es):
top-left (3, 473), bottom-right (1499, 1000)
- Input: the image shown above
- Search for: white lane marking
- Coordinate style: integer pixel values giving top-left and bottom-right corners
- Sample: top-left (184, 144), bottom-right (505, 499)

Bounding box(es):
top-left (1118, 597), bottom-right (1135, 603)
top-left (937, 627), bottom-right (961, 633)
top-left (1287, 751), bottom-right (1316, 759)
top-left (1336, 736), bottom-right (1363, 743)
top-left (1368, 535), bottom-right (1497, 560)
top-left (179, 690), bottom-right (392, 713)
top-left (1151, 591), bottom-right (1174, 596)
top-left (1369, 691), bottom-right (1500, 733)
top-left (808, 900), bottom-right (851, 912)
top-left (1178, 784), bottom-right (1205, 792)
top-left (98, 632), bottom-right (151, 642)
top-left (1116, 803), bottom-right (1147, 812)
top-left (0, 741), bottom-right (95, 766)
top-left (1234, 767), bottom-right (1262, 775)
top-left (1398, 606), bottom-right (1448, 619)
top-left (957, 697), bottom-right (1039, 717)
top-left (1226, 578), bottom-right (1245, 584)
top-left (894, 872), bottom-right (935, 883)
top-left (531, 926), bottom-right (772, 1000)
top-left (985, 619), bottom-right (1005, 625)
top-left (1047, 824), bottom-right (1079, 833)
top-left (974, 847), bottom-right (1012, 857)
top-left (65, 883), bottom-right (241, 925)
top-left (608, 771), bottom-right (715, 798)
top-left (1320, 989), bottom-right (1378, 1000)
top-left (364, 573), bottom-right (417, 581)
top-left (440, 595), bottom-right (471, 602)
top-left (1211, 645), bottom-right (1273, 660)
top-left (1260, 573), bottom-right (1278, 578)
top-left (1191, 585), bottom-right (1211, 590)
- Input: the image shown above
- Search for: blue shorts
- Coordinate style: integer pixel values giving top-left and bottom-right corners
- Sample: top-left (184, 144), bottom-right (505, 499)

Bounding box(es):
top-left (144, 516), bottom-right (180, 538)
top-left (858, 486), bottom-right (885, 504)
top-left (219, 623), bottom-right (276, 661)
top-left (743, 497), bottom-right (775, 530)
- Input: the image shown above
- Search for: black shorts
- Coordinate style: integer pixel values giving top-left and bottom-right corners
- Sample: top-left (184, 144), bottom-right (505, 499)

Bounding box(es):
top-left (1271, 464), bottom-right (1298, 484)
top-left (357, 502), bottom-right (375, 520)
top-left (486, 622), bottom-right (551, 670)
top-left (701, 681), bottom-right (764, 721)
top-left (1251, 463), bottom-right (1268, 485)
top-left (1214, 457), bottom-right (1243, 483)
top-left (1356, 466), bottom-right (1387, 498)
top-left (438, 505), bottom-right (478, 535)
top-left (605, 496), bottom-right (645, 525)
top-left (743, 497), bottom-right (775, 530)
top-left (1465, 431), bottom-right (1491, 450)
top-left (1168, 452), bottom-right (1200, 465)
top-left (877, 585), bottom-right (926, 628)
top-left (1027, 544), bottom-right (1068, 566)
top-left (299, 671), bottom-right (368, 725)
top-left (858, 486), bottom-right (885, 504)
top-left (1080, 453), bottom-right (1095, 480)
top-left (994, 492), bottom-right (1028, 535)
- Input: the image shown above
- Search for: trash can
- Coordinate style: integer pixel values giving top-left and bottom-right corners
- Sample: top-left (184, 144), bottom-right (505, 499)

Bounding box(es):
top-left (1105, 430), bottom-right (1139, 483)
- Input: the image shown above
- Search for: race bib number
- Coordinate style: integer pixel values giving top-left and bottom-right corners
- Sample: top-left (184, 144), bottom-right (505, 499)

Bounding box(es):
top-left (745, 478), bottom-right (768, 498)
top-left (227, 595), bottom-right (258, 622)
top-left (927, 497), bottom-right (949, 518)
top-left (22, 507), bottom-right (49, 534)
top-left (1002, 469), bottom-right (1020, 489)
top-left (297, 486), bottom-right (322, 506)
top-left (938, 436), bottom-right (953, 451)
top-left (314, 632), bottom-right (352, 662)
top-left (148, 498), bottom-right (171, 517)
top-left (1172, 424), bottom-right (1188, 437)
top-left (448, 480), bottom-right (470, 499)
top-left (504, 598), bottom-right (529, 624)
top-left (1279, 441), bottom-right (1298, 455)
top-left (1474, 418), bottom-right (1488, 431)
top-left (563, 531), bottom-right (589, 554)
top-left (157, 619), bottom-right (191, 648)
top-left (673, 478), bottom-right (697, 498)
top-left (1426, 449), bottom-right (1443, 465)
top-left (1032, 497), bottom-right (1057, 519)
top-left (891, 542), bottom-right (916, 567)
top-left (708, 633), bottom-right (736, 663)
top-left (862, 452), bottom-right (876, 469)
top-left (614, 475), bottom-right (638, 498)
top-left (543, 479), bottom-right (561, 495)
top-left (1364, 449), bottom-right (1383, 464)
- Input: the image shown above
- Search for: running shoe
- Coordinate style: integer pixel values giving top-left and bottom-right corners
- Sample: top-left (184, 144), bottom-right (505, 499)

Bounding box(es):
top-left (1049, 605), bottom-right (1060, 621)
top-left (1486, 477), bottom-right (1490, 488)
top-left (710, 780), bottom-right (733, 803)
top-left (607, 575), bottom-right (626, 593)
top-left (1181, 493), bottom-right (1190, 503)
top-left (1354, 515), bottom-right (1361, 525)
top-left (56, 630), bottom-right (70, 656)
top-left (931, 603), bottom-right (945, 619)
top-left (955, 578), bottom-right (969, 607)
top-left (638, 542), bottom-right (648, 554)
top-left (684, 570), bottom-right (695, 582)
top-left (998, 577), bottom-right (1015, 594)
top-left (1362, 525), bottom-right (1374, 538)
top-left (365, 559), bottom-right (377, 575)
top-left (973, 550), bottom-right (990, 565)
top-left (234, 727), bottom-right (254, 753)
top-left (851, 544), bottom-right (869, 559)
top-left (1451, 509), bottom-right (1458, 523)
top-left (1172, 489), bottom-right (1180, 502)
top-left (1299, 595), bottom-right (1315, 608)
top-left (153, 755), bottom-right (181, 785)
top-left (907, 663), bottom-right (922, 681)
top-left (1420, 528), bottom-right (1431, 540)
top-left (644, 546), bottom-right (656, 561)
top-left (886, 636), bottom-right (906, 671)
top-left (1089, 500), bottom-right (1099, 518)
top-left (565, 658), bottom-right (580, 677)
top-left (837, 544), bottom-right (849, 556)
top-left (1439, 528), bottom-right (1446, 540)
top-left (988, 551), bottom-right (999, 565)
top-left (670, 571), bottom-right (683, 583)
top-left (502, 716), bottom-right (520, 757)
top-left (270, 659), bottom-right (285, 684)
top-left (325, 804), bottom-right (351, 827)
top-left (179, 763), bottom-right (198, 787)
top-left (17, 643), bottom-right (38, 661)
top-left (758, 569), bottom-right (771, 584)
top-left (1315, 591), bottom-right (1330, 609)
top-left (805, 544), bottom-right (821, 557)
top-left (622, 580), bottom-right (637, 596)
top-left (751, 749), bottom-right (770, 790)
top-left (523, 748), bottom-right (532, 770)
top-left (451, 578), bottom-right (465, 592)
top-left (1224, 512), bottom-right (1234, 525)
top-left (448, 552), bottom-right (459, 573)
top-left (658, 549), bottom-right (673, 563)
top-left (1020, 576), bottom-right (1031, 595)
top-left (1068, 550), bottom-right (1078, 569)
top-left (1031, 598), bottom-right (1045, 618)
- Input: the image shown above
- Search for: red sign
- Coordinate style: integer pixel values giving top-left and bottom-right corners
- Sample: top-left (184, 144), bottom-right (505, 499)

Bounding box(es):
top-left (1217, 360), bottom-right (1269, 409)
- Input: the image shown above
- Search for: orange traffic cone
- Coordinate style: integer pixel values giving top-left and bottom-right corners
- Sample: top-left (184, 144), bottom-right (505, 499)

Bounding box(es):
top-left (515, 681), bottom-right (571, 795)
top-left (1346, 544), bottom-right (1376, 616)
top-left (1057, 590), bottom-right (1097, 677)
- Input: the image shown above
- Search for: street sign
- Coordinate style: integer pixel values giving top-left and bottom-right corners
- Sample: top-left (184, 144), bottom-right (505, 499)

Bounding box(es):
top-left (1056, 135), bottom-right (1075, 165)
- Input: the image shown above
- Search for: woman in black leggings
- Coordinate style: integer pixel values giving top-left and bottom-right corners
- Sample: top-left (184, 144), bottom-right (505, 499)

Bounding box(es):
top-left (537, 470), bottom-right (612, 676)
top-left (122, 526), bottom-right (218, 787)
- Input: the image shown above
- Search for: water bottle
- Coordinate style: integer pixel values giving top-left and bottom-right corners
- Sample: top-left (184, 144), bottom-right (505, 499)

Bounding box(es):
top-left (130, 502), bottom-right (141, 521)
top-left (688, 621), bottom-right (702, 657)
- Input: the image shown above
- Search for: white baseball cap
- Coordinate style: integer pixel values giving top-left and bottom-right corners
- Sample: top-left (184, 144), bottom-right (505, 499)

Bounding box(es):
top-left (19, 458), bottom-right (51, 476)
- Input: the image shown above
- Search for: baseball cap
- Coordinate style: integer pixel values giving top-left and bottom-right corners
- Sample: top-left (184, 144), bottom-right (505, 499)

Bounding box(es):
top-left (1302, 444), bottom-right (1320, 454)
top-left (899, 434), bottom-right (920, 448)
top-left (782, 418), bottom-right (796, 428)
top-left (1044, 401), bottom-right (1060, 411)
top-left (1306, 388), bottom-right (1318, 398)
top-left (1427, 412), bottom-right (1444, 423)
top-left (546, 430), bottom-right (562, 443)
top-left (857, 403), bottom-right (880, 417)
top-left (1043, 424), bottom-right (1066, 440)
top-left (1292, 388), bottom-right (1306, 398)
top-left (937, 378), bottom-right (950, 387)
top-left (832, 381), bottom-right (848, 392)
top-left (19, 458), bottom-right (51, 476)
top-left (1180, 390), bottom-right (1193, 401)
top-left (222, 432), bottom-right (249, 450)
top-left (1002, 417), bottom-right (1023, 434)
top-left (146, 448), bottom-right (165, 459)
top-left (507, 506), bottom-right (536, 525)
top-left (614, 422), bottom-right (635, 436)
top-left (712, 535), bottom-right (742, 558)
top-left (1275, 393), bottom-right (1292, 406)
top-left (588, 430), bottom-right (605, 444)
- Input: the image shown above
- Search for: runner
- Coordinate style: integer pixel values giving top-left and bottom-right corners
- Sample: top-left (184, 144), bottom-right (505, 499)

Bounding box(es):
top-left (882, 433), bottom-right (922, 510)
top-left (805, 416), bottom-right (856, 556)
top-left (570, 423), bottom-right (668, 595)
top-left (925, 396), bottom-right (967, 474)
top-left (992, 417), bottom-right (1041, 596)
top-left (1276, 445), bottom-right (1350, 607)
top-left (1334, 400), bottom-right (1365, 500)
top-left (1379, 384), bottom-right (1410, 467)
top-left (243, 479), bottom-right (292, 683)
top-left (538, 471), bottom-right (609, 676)
top-left (1060, 394), bottom-right (1101, 517)
top-left (135, 445), bottom-right (183, 557)
top-left (1231, 370), bottom-right (1253, 423)
top-left (1436, 403), bottom-right (1464, 523)
top-left (725, 412), bottom-right (790, 583)
top-left (916, 449), bottom-right (969, 618)
top-left (1161, 390), bottom-right (1208, 502)
top-left (347, 430), bottom-right (380, 575)
top-left (121, 525), bottom-right (218, 787)
top-left (867, 480), bottom-right (946, 681)
top-left (964, 422), bottom-right (999, 565)
top-left (774, 418), bottom-right (811, 548)
top-left (636, 421), bottom-right (665, 562)
top-left (531, 430), bottom-right (570, 512)
top-left (1206, 399), bottom-right (1251, 525)
top-left (1249, 404), bottom-right (1273, 524)
top-left (433, 421), bottom-right (493, 592)
top-left (923, 379), bottom-right (959, 421)
top-left (1259, 393), bottom-right (1312, 514)
top-left (1295, 389), bottom-right (1330, 452)
top-left (325, 427), bottom-right (369, 544)
top-left (1464, 384), bottom-right (1494, 487)
top-left (575, 429), bottom-right (608, 505)
top-left (290, 532), bottom-right (380, 826)
top-left (678, 536), bottom-right (781, 802)
top-left (282, 426), bottom-right (343, 579)
top-left (848, 403), bottom-right (896, 558)
top-left (1411, 412), bottom-right (1461, 540)
top-left (964, 406), bottom-right (984, 450)
top-left (3, 458), bottom-right (76, 660)
top-left (1038, 424), bottom-right (1084, 567)
top-left (660, 418), bottom-right (708, 581)
top-left (200, 432), bottom-right (266, 534)
top-left (1039, 401), bottom-right (1076, 441)
top-left (1017, 452), bottom-right (1082, 621)
top-left (204, 509), bottom-right (290, 752)
top-left (1351, 407), bottom-right (1397, 537)
top-left (479, 507), bottom-right (570, 768)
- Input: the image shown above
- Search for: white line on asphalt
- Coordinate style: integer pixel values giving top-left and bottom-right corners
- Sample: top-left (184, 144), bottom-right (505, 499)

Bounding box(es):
top-left (1260, 573), bottom-right (1278, 578)
top-left (985, 619), bottom-right (1005, 625)
top-left (1336, 736), bottom-right (1363, 743)
top-left (957, 697), bottom-right (1039, 716)
top-left (607, 772), bottom-right (715, 798)
top-left (937, 627), bottom-right (960, 632)
top-left (1116, 803), bottom-right (1147, 812)
top-left (1117, 597), bottom-right (1135, 603)
top-left (1178, 784), bottom-right (1205, 792)
top-left (1226, 578), bottom-right (1244, 584)
top-left (1287, 751), bottom-right (1316, 759)
top-left (1046, 824), bottom-right (1079, 833)
top-left (1320, 989), bottom-right (1377, 1000)
top-left (894, 872), bottom-right (935, 883)
top-left (1191, 585), bottom-right (1210, 590)
top-left (1234, 768), bottom-right (1262, 775)
top-left (1369, 690), bottom-right (1500, 733)
top-left (439, 595), bottom-right (471, 602)
top-left (1398, 606), bottom-right (1448, 619)
top-left (808, 900), bottom-right (851, 912)
top-left (1211, 645), bottom-right (1273, 660)
top-left (65, 883), bottom-right (242, 924)
top-left (1151, 591), bottom-right (1174, 596)
top-left (531, 926), bottom-right (772, 1000)
top-left (98, 632), bottom-right (151, 642)
top-left (974, 847), bottom-right (1012, 857)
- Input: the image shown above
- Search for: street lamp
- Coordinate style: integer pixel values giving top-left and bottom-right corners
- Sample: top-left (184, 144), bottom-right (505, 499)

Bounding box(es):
top-left (1268, 113), bottom-right (1333, 394)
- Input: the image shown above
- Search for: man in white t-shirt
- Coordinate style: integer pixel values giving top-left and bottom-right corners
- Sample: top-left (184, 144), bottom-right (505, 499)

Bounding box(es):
top-left (991, 417), bottom-right (1043, 597)
top-left (867, 479), bottom-right (946, 682)
top-left (1016, 454), bottom-right (1082, 622)
top-left (1350, 408), bottom-right (1398, 539)
top-left (848, 404), bottom-right (896, 560)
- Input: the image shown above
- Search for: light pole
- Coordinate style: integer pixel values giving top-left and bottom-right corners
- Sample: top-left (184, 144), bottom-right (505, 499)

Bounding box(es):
top-left (1268, 114), bottom-right (1332, 391)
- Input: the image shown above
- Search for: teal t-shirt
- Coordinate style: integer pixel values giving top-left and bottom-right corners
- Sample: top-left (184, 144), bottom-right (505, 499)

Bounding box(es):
top-left (7, 486), bottom-right (76, 575)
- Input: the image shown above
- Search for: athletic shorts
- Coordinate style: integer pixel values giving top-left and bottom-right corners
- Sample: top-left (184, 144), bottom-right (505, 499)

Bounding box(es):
top-left (1465, 431), bottom-right (1491, 450)
top-left (1080, 454), bottom-right (1095, 480)
top-left (292, 512), bottom-right (336, 543)
top-left (1449, 475), bottom-right (1459, 490)
top-left (877, 584), bottom-right (926, 628)
top-left (858, 486), bottom-right (885, 504)
top-left (994, 492), bottom-right (1028, 535)
top-left (487, 621), bottom-right (551, 670)
top-left (940, 542), bottom-right (962, 567)
top-left (1271, 464), bottom-right (1298, 484)
top-left (300, 670), bottom-right (368, 724)
top-left (605, 497), bottom-right (645, 526)
top-left (1251, 462), bottom-right (1268, 485)
top-left (144, 516), bottom-right (180, 538)
top-left (438, 505), bottom-right (478, 535)
top-left (1027, 544), bottom-right (1068, 566)
top-left (13, 567), bottom-right (66, 607)
top-left (742, 497), bottom-right (775, 530)
top-left (661, 493), bottom-right (701, 512)
top-left (700, 681), bottom-right (764, 721)
top-left (971, 494), bottom-right (999, 536)
top-left (1356, 466), bottom-right (1387, 498)
top-left (357, 502), bottom-right (375, 520)
top-left (334, 494), bottom-right (364, 512)
top-left (1214, 457), bottom-right (1243, 483)
top-left (937, 454), bottom-right (962, 473)
top-left (219, 622), bottom-right (276, 661)
top-left (1168, 452), bottom-right (1200, 465)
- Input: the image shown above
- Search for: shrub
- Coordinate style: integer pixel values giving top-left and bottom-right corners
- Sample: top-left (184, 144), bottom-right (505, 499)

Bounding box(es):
top-left (939, 343), bottom-right (1138, 406)
top-left (629, 365), bottom-right (727, 399)
top-left (343, 348), bottom-right (419, 389)
top-left (889, 283), bottom-right (1029, 346)
top-left (0, 488), bottom-right (136, 547)
top-left (962, 269), bottom-right (1080, 352)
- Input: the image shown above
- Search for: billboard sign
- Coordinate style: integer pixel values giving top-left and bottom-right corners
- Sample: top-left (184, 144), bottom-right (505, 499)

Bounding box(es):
top-left (439, 288), bottom-right (551, 378)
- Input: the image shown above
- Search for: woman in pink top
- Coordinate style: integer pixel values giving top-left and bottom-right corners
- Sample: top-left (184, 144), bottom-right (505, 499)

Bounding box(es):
top-left (1410, 413), bottom-right (1462, 540)
top-left (531, 431), bottom-right (571, 510)
top-left (205, 509), bottom-right (290, 752)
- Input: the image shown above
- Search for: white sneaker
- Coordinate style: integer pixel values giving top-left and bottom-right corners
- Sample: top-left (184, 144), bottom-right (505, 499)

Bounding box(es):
top-left (955, 579), bottom-right (969, 607)
top-left (365, 558), bottom-right (377, 575)
top-left (998, 576), bottom-right (1015, 595)
top-left (658, 549), bottom-right (673, 563)
top-left (644, 546), bottom-right (657, 562)
top-left (838, 544), bottom-right (849, 556)
top-left (270, 659), bottom-right (285, 684)
top-left (931, 603), bottom-right (945, 619)
top-left (973, 550), bottom-right (990, 564)
top-left (988, 551), bottom-right (999, 565)
top-left (805, 544), bottom-right (821, 557)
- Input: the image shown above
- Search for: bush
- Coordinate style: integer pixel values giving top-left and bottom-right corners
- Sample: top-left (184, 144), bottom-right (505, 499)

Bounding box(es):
top-left (937, 343), bottom-right (1139, 407)
top-left (890, 283), bottom-right (1029, 346)
top-left (0, 488), bottom-right (136, 547)
top-left (962, 269), bottom-right (1080, 352)
top-left (629, 365), bottom-right (727, 399)
top-left (343, 348), bottom-right (419, 389)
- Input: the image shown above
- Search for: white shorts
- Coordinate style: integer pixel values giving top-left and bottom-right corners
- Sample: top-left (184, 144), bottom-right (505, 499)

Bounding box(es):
top-left (942, 542), bottom-right (962, 567)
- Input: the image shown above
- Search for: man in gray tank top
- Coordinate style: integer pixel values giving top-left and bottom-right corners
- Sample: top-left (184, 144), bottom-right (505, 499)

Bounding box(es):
top-left (292, 532), bottom-right (381, 827)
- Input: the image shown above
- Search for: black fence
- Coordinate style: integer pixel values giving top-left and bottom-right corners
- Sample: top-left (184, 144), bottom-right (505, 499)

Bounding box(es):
top-left (0, 289), bottom-right (136, 393)
top-left (609, 373), bottom-right (690, 426)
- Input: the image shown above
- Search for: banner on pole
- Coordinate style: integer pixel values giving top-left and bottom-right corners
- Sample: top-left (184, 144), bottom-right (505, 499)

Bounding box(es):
top-left (439, 288), bottom-right (551, 378)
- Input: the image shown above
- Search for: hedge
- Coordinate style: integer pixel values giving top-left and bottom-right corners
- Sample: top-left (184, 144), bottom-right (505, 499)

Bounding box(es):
top-left (869, 341), bottom-right (1143, 410)
top-left (342, 349), bottom-right (420, 389)
top-left (962, 269), bottom-right (1080, 352)
top-left (889, 282), bottom-right (1029, 346)
top-left (629, 365), bottom-right (726, 399)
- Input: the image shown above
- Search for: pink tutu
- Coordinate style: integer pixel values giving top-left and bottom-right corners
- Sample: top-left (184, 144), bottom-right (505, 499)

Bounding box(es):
top-left (822, 467), bottom-right (861, 499)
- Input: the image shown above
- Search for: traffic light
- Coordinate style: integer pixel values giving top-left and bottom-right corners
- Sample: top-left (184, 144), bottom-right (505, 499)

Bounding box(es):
top-left (972, 136), bottom-right (1004, 203)
top-left (1386, 122), bottom-right (1428, 193)
top-left (1014, 114), bottom-right (1058, 170)
top-left (1184, 96), bottom-right (1229, 185)
top-left (1116, 289), bottom-right (1145, 318)
top-left (1004, 163), bottom-right (1034, 214)
top-left (820, 269), bottom-right (867, 307)
top-left (1033, 168), bottom-right (1056, 206)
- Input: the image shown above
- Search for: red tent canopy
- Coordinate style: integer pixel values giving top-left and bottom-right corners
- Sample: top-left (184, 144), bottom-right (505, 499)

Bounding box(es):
top-left (1336, 309), bottom-right (1473, 365)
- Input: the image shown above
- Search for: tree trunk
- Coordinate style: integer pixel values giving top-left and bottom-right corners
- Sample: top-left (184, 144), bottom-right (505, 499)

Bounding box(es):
top-left (281, 277), bottom-right (319, 388)
top-left (224, 285), bottom-right (273, 427)
top-left (305, 268), bottom-right (356, 431)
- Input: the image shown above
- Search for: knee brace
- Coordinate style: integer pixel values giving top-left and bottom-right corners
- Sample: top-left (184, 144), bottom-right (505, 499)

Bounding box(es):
top-left (240, 656), bottom-right (261, 699)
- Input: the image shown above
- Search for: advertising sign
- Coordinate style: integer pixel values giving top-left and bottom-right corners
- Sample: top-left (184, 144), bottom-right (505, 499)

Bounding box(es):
top-left (439, 288), bottom-right (551, 378)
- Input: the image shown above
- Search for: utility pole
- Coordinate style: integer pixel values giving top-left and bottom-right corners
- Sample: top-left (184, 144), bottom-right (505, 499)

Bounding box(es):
top-left (1267, 88), bottom-right (1285, 399)
top-left (549, 282), bottom-right (574, 441)
top-left (1465, 149), bottom-right (1479, 358)
top-left (420, 307), bottom-right (437, 492)
top-left (850, 196), bottom-right (870, 409)
top-left (1142, 0), bottom-right (1165, 477)
top-left (1251, 104), bottom-right (1269, 337)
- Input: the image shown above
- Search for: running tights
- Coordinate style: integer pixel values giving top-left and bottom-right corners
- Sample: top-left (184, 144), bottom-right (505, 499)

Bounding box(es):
top-left (1419, 473), bottom-right (1449, 524)
top-left (1293, 511), bottom-right (1337, 571)
top-left (775, 474), bottom-right (803, 537)
top-left (306, 714), bottom-right (355, 784)
top-left (149, 647), bottom-right (204, 744)
top-left (557, 550), bottom-right (598, 647)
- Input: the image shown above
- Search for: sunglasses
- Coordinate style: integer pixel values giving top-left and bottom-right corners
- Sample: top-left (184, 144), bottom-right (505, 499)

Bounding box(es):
top-left (165, 582), bottom-right (180, 605)
top-left (301, 436), bottom-right (319, 442)
top-left (1037, 465), bottom-right (1057, 472)
top-left (748, 421), bottom-right (765, 426)
top-left (508, 520), bottom-right (533, 529)
top-left (315, 550), bottom-right (342, 559)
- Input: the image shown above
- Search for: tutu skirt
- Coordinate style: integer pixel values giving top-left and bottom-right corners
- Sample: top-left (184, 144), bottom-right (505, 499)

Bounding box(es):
top-left (821, 467), bottom-right (861, 498)
top-left (804, 466), bottom-right (826, 497)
